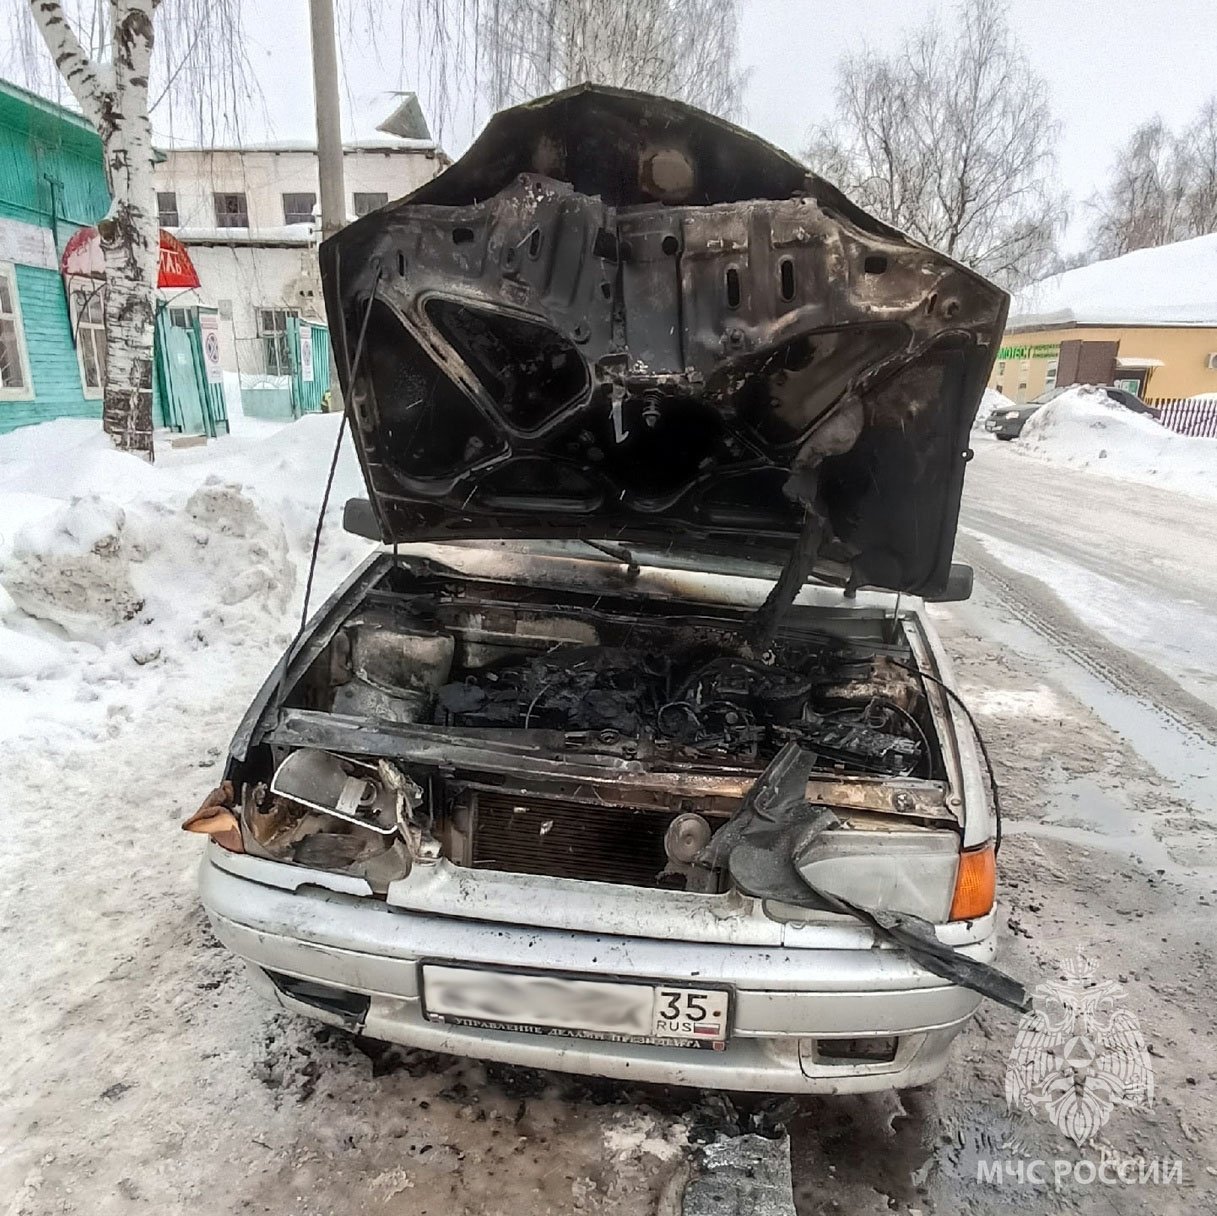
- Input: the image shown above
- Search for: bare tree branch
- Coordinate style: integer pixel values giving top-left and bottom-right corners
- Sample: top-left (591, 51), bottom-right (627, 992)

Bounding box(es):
top-left (340, 0), bottom-right (480, 142)
top-left (341, 0), bottom-right (743, 150)
top-left (805, 0), bottom-right (1064, 289)
top-left (479, 0), bottom-right (745, 119)
top-left (1088, 96), bottom-right (1217, 259)
top-left (16, 0), bottom-right (261, 458)
top-left (27, 0), bottom-right (106, 121)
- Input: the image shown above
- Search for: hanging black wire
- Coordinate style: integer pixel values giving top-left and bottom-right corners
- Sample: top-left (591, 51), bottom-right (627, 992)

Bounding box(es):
top-left (886, 658), bottom-right (1004, 850)
top-left (270, 261), bottom-right (382, 722)
top-left (297, 264), bottom-right (382, 635)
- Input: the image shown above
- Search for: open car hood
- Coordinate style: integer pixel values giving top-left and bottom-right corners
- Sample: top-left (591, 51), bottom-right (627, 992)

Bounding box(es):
top-left (320, 85), bottom-right (1008, 596)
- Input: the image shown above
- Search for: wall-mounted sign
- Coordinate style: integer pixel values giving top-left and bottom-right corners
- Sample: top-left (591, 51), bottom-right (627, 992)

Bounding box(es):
top-left (60, 226), bottom-right (201, 288)
top-left (299, 326), bottom-right (314, 382)
top-left (998, 342), bottom-right (1060, 361)
top-left (199, 312), bottom-right (223, 384)
top-left (0, 217), bottom-right (57, 270)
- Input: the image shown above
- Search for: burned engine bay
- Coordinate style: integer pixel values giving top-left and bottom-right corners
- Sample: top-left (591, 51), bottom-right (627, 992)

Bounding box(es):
top-left (341, 619), bottom-right (927, 777)
top-left (221, 566), bottom-right (958, 899)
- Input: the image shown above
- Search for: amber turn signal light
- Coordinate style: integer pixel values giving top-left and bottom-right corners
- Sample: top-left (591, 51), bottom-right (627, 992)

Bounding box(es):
top-left (182, 780), bottom-right (244, 853)
top-left (949, 841), bottom-right (995, 921)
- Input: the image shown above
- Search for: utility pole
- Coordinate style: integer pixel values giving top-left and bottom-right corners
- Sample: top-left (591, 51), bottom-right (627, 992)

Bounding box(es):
top-left (308, 0), bottom-right (346, 241)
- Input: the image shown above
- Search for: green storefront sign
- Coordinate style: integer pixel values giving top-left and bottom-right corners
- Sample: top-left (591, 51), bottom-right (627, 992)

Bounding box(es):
top-left (998, 342), bottom-right (1060, 361)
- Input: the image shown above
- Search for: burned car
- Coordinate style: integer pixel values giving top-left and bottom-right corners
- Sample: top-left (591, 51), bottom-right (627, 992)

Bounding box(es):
top-left (186, 86), bottom-right (1023, 1093)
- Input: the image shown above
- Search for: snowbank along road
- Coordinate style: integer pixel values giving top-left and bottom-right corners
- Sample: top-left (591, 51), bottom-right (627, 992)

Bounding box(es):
top-left (1, 421), bottom-right (1215, 1215)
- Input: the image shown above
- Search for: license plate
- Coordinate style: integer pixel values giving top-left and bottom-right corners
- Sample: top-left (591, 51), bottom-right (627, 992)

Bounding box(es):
top-left (421, 965), bottom-right (729, 1046)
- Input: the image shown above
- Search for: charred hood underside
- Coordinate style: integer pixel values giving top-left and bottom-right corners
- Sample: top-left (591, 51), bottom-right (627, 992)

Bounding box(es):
top-left (320, 85), bottom-right (1008, 597)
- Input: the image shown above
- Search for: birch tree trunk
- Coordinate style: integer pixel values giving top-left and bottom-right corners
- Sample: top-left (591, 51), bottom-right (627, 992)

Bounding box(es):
top-left (29, 0), bottom-right (159, 459)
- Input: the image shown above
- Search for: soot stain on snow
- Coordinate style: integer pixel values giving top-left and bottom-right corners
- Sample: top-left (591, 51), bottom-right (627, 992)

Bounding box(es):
top-left (237, 1019), bottom-right (699, 1213)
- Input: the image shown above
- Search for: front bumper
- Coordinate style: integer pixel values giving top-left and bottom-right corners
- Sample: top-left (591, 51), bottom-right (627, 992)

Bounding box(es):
top-left (201, 854), bottom-right (991, 1093)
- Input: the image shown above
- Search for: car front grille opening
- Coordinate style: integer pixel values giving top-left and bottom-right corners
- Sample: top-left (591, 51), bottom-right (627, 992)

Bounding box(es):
top-left (265, 970), bottom-right (371, 1022)
top-left (470, 791), bottom-right (676, 888)
top-left (814, 1036), bottom-right (899, 1064)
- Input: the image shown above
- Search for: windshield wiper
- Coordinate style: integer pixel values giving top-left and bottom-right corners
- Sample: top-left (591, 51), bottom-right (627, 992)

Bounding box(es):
top-left (582, 540), bottom-right (640, 577)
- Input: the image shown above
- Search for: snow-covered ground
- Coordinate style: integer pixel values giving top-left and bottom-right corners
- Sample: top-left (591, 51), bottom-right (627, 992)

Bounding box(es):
top-left (962, 525), bottom-right (1217, 713)
top-left (1004, 385), bottom-right (1217, 500)
top-left (959, 435), bottom-right (1217, 788)
top-left (3, 415), bottom-right (1217, 1214)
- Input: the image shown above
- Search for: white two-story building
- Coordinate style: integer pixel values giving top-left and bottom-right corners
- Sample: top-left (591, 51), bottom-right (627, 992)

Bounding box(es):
top-left (154, 112), bottom-right (445, 413)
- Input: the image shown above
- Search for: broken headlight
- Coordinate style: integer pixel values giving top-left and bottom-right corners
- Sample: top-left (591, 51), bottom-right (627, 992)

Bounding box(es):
top-left (241, 749), bottom-right (396, 869)
top-left (237, 749), bottom-right (424, 881)
top-left (788, 826), bottom-right (962, 923)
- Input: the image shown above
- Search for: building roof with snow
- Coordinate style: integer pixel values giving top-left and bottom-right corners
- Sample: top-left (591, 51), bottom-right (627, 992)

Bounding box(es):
top-left (1010, 233), bottom-right (1217, 330)
top-left (174, 223), bottom-right (314, 247)
top-left (158, 136), bottom-right (441, 155)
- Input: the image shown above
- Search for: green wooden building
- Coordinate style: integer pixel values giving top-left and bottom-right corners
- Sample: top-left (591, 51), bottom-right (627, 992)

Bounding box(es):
top-left (0, 80), bottom-right (112, 434)
top-left (0, 79), bottom-right (235, 439)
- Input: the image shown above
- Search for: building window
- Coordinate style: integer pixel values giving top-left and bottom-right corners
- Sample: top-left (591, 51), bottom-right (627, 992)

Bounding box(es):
top-left (257, 307), bottom-right (297, 375)
top-left (70, 280), bottom-right (107, 398)
top-left (282, 192), bottom-right (317, 225)
top-left (157, 191), bottom-right (180, 227)
top-left (353, 191), bottom-right (389, 217)
top-left (213, 192), bottom-right (249, 227)
top-left (1016, 381), bottom-right (1028, 403)
top-left (1044, 361), bottom-right (1058, 391)
top-left (0, 263), bottom-right (31, 398)
top-left (167, 307), bottom-right (195, 329)
top-left (996, 360), bottom-right (1006, 376)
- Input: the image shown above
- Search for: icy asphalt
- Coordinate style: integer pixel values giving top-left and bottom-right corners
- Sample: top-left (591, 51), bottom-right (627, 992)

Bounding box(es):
top-left (2, 428), bottom-right (1216, 1215)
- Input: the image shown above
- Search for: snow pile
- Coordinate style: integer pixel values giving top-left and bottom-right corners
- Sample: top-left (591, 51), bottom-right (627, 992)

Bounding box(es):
top-left (1015, 385), bottom-right (1217, 499)
top-left (0, 416), bottom-right (372, 751)
top-left (1012, 232), bottom-right (1217, 326)
top-left (973, 387), bottom-right (1017, 431)
top-left (0, 419), bottom-right (705, 1215)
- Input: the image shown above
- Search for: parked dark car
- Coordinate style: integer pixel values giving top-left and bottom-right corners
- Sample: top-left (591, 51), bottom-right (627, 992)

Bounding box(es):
top-left (985, 385), bottom-right (1158, 440)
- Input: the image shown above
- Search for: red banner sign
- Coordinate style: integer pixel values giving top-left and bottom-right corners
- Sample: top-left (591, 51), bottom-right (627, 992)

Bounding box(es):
top-left (60, 226), bottom-right (201, 290)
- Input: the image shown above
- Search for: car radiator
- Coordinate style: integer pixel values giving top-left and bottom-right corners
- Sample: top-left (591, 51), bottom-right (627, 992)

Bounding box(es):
top-left (470, 790), bottom-right (677, 888)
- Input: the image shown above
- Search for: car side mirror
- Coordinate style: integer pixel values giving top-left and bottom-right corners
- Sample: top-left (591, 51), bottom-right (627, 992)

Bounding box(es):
top-left (343, 497), bottom-right (382, 540)
top-left (925, 562), bottom-right (974, 603)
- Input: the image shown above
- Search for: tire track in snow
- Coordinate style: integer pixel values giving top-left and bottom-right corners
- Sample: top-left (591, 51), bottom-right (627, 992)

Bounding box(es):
top-left (956, 534), bottom-right (1217, 746)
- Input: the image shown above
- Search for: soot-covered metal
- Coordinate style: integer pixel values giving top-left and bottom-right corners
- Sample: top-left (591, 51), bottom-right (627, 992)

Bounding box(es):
top-left (320, 84), bottom-right (1009, 597)
top-left (432, 645), bottom-right (925, 775)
